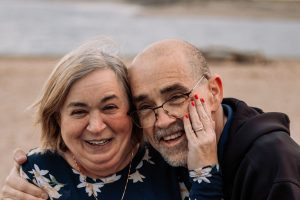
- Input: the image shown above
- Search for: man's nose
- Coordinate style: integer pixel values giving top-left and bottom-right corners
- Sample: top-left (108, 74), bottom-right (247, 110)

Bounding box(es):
top-left (87, 112), bottom-right (106, 133)
top-left (154, 108), bottom-right (176, 129)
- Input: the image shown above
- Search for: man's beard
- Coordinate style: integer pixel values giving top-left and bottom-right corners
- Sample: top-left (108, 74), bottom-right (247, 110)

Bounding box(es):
top-left (153, 120), bottom-right (188, 167)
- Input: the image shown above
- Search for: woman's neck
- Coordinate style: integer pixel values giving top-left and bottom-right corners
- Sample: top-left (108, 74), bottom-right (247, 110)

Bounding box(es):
top-left (63, 143), bottom-right (139, 179)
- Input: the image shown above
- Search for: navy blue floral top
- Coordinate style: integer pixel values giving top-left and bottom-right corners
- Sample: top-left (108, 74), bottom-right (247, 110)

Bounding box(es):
top-left (21, 145), bottom-right (223, 200)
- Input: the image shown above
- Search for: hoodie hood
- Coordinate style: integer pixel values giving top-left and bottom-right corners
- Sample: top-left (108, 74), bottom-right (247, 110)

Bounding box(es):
top-left (221, 98), bottom-right (290, 190)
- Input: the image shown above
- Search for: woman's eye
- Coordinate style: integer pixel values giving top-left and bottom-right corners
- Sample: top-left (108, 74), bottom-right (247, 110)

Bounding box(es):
top-left (70, 110), bottom-right (87, 117)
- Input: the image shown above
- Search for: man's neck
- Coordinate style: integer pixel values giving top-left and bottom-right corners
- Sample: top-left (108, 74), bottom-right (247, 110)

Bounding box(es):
top-left (214, 107), bottom-right (227, 143)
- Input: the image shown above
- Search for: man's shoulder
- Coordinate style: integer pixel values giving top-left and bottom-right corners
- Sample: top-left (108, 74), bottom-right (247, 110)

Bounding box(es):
top-left (245, 131), bottom-right (300, 181)
top-left (248, 131), bottom-right (300, 161)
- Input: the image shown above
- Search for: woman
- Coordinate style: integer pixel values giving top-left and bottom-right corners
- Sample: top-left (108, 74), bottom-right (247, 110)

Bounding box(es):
top-left (1, 38), bottom-right (221, 200)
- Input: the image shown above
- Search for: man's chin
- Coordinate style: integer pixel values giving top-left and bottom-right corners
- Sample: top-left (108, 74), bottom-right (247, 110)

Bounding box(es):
top-left (161, 150), bottom-right (187, 167)
top-left (157, 139), bottom-right (188, 167)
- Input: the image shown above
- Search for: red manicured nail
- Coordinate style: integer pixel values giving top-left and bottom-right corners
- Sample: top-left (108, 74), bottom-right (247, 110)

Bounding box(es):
top-left (200, 98), bottom-right (205, 103)
top-left (194, 94), bottom-right (199, 99)
top-left (191, 101), bottom-right (195, 106)
top-left (185, 114), bottom-right (189, 119)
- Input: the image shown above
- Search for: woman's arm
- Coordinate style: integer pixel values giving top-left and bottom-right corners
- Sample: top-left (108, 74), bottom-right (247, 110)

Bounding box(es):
top-left (183, 96), bottom-right (223, 199)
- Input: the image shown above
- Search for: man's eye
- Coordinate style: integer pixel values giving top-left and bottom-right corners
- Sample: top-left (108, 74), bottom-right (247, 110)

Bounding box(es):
top-left (138, 104), bottom-right (153, 111)
top-left (168, 95), bottom-right (186, 104)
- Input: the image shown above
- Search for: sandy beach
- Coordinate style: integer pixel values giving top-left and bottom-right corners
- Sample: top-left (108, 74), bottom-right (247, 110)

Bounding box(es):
top-left (1, 0), bottom-right (300, 192)
top-left (0, 57), bottom-right (299, 189)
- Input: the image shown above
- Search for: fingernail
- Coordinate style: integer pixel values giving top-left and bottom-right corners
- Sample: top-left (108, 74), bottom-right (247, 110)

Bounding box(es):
top-left (191, 101), bottom-right (195, 107)
top-left (185, 114), bottom-right (189, 119)
top-left (200, 98), bottom-right (205, 103)
top-left (194, 94), bottom-right (199, 99)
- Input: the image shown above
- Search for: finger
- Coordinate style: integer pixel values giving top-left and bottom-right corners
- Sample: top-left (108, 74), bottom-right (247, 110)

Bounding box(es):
top-left (200, 97), bottom-right (213, 121)
top-left (188, 100), bottom-right (204, 136)
top-left (198, 98), bottom-right (215, 133)
top-left (2, 184), bottom-right (46, 200)
top-left (193, 96), bottom-right (212, 133)
top-left (183, 113), bottom-right (197, 142)
top-left (13, 148), bottom-right (27, 165)
top-left (5, 168), bottom-right (48, 199)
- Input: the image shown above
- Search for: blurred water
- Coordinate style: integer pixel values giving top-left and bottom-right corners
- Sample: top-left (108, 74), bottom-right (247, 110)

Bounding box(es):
top-left (1, 0), bottom-right (300, 58)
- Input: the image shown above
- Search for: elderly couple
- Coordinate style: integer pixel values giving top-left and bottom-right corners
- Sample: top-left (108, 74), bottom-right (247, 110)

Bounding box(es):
top-left (1, 38), bottom-right (300, 200)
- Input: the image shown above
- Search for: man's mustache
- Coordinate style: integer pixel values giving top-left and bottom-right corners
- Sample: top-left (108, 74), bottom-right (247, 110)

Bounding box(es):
top-left (154, 120), bottom-right (184, 141)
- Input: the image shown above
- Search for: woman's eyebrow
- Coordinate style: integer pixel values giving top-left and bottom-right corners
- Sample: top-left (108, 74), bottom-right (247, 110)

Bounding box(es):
top-left (67, 102), bottom-right (87, 108)
top-left (101, 94), bottom-right (118, 103)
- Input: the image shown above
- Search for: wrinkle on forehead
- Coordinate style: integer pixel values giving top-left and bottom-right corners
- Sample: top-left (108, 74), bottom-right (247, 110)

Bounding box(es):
top-left (128, 39), bottom-right (198, 102)
top-left (129, 40), bottom-right (195, 80)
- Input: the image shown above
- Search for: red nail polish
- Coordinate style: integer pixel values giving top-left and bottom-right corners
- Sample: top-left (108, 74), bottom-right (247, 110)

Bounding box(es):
top-left (191, 101), bottom-right (195, 106)
top-left (200, 98), bottom-right (205, 103)
top-left (194, 94), bottom-right (199, 99)
top-left (185, 114), bottom-right (189, 119)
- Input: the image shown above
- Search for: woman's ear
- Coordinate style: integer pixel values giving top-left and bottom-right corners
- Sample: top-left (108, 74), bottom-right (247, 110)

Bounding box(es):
top-left (207, 74), bottom-right (223, 112)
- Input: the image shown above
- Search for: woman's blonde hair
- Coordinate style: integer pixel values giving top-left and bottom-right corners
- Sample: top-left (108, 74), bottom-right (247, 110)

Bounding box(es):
top-left (34, 37), bottom-right (141, 152)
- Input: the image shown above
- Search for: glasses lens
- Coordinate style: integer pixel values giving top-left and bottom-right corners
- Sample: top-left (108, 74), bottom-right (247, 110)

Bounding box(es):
top-left (163, 95), bottom-right (190, 118)
top-left (131, 109), bottom-right (156, 128)
top-left (131, 95), bottom-right (191, 128)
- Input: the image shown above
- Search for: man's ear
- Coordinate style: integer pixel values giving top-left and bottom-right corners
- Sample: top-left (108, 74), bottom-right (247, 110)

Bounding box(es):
top-left (207, 74), bottom-right (223, 112)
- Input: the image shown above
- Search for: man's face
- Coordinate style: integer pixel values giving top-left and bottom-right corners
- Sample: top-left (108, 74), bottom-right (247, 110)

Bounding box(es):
top-left (129, 53), bottom-right (204, 166)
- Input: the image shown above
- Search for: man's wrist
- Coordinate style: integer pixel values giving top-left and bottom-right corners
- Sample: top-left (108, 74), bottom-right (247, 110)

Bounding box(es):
top-left (189, 164), bottom-right (220, 182)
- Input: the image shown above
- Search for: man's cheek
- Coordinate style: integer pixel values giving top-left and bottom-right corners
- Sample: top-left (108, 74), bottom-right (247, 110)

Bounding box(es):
top-left (143, 129), bottom-right (154, 142)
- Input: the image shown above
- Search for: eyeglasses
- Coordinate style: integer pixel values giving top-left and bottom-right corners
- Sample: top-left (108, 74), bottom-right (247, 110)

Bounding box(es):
top-left (130, 75), bottom-right (206, 128)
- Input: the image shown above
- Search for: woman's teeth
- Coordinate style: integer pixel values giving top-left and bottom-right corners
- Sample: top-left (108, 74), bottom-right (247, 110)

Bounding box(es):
top-left (86, 139), bottom-right (111, 146)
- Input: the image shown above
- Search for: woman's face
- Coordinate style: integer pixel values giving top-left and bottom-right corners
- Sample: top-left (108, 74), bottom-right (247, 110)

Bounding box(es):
top-left (60, 69), bottom-right (133, 176)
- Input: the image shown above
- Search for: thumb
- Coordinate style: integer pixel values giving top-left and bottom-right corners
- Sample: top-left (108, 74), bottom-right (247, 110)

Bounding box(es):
top-left (13, 148), bottom-right (27, 168)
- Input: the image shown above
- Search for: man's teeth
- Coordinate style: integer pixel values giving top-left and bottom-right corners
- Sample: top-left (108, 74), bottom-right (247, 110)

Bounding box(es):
top-left (162, 132), bottom-right (183, 141)
top-left (87, 139), bottom-right (111, 146)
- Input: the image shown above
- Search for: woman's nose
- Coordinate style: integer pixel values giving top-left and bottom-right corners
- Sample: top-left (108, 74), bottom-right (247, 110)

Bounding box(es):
top-left (86, 112), bottom-right (106, 133)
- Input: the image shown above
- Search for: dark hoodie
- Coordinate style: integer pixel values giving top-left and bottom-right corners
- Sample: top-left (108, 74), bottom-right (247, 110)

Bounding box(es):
top-left (222, 98), bottom-right (300, 200)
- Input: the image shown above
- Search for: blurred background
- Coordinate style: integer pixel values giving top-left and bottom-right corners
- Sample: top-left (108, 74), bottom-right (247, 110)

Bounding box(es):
top-left (0, 0), bottom-right (300, 188)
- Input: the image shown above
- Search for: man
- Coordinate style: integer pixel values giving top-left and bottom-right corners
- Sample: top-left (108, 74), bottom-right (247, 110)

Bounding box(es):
top-left (2, 39), bottom-right (300, 199)
top-left (128, 39), bottom-right (300, 199)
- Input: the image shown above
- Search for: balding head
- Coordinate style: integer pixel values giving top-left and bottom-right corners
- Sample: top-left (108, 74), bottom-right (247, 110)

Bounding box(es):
top-left (130, 39), bottom-right (211, 80)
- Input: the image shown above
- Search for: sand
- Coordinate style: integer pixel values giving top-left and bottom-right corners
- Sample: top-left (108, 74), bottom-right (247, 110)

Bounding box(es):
top-left (0, 57), bottom-right (299, 189)
top-left (1, 0), bottom-right (300, 191)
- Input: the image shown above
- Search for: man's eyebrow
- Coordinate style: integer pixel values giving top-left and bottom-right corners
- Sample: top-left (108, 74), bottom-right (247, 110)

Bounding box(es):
top-left (160, 84), bottom-right (188, 94)
top-left (133, 84), bottom-right (188, 104)
top-left (133, 94), bottom-right (148, 104)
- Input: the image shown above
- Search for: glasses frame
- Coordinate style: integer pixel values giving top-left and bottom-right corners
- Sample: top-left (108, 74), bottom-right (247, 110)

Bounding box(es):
top-left (131, 75), bottom-right (206, 128)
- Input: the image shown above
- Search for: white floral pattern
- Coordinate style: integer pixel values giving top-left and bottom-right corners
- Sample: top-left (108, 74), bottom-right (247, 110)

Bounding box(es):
top-left (100, 174), bottom-right (122, 184)
top-left (23, 147), bottom-right (160, 199)
top-left (128, 170), bottom-right (146, 183)
top-left (76, 176), bottom-right (104, 198)
top-left (189, 164), bottom-right (219, 184)
top-left (136, 148), bottom-right (155, 169)
top-left (70, 147), bottom-right (156, 198)
top-left (27, 164), bottom-right (64, 200)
